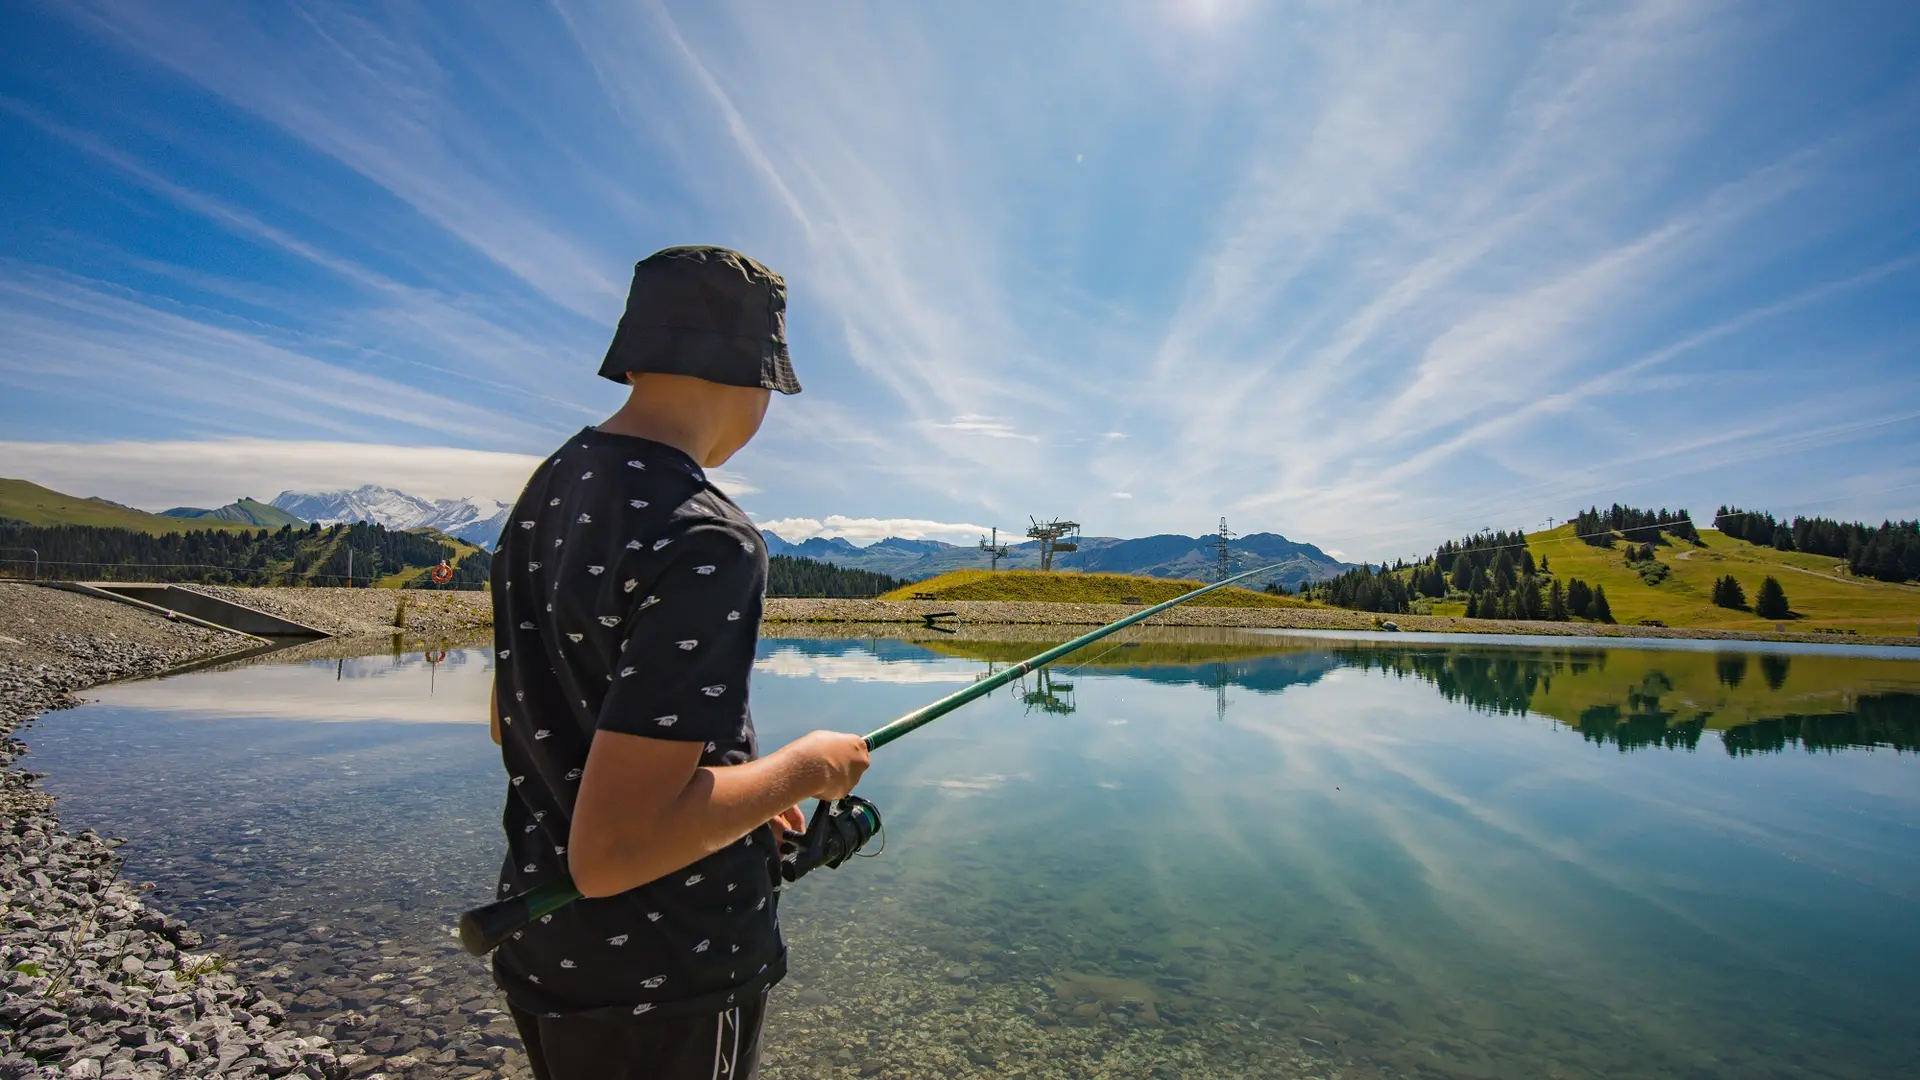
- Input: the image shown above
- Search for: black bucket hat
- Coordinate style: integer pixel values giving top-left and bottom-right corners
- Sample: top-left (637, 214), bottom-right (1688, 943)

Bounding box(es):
top-left (597, 245), bottom-right (801, 394)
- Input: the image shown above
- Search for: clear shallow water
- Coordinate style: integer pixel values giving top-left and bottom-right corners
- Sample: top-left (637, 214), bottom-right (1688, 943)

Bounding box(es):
top-left (22, 632), bottom-right (1920, 1080)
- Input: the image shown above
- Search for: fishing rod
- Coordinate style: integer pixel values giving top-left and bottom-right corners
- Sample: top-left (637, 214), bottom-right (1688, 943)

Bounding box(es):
top-left (456, 561), bottom-right (1285, 956)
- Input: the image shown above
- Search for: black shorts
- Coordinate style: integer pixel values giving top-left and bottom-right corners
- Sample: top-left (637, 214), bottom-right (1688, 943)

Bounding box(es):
top-left (510, 991), bottom-right (769, 1080)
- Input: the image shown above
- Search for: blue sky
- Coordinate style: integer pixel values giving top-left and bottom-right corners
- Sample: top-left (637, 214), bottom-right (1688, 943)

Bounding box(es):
top-left (2, 1), bottom-right (1917, 560)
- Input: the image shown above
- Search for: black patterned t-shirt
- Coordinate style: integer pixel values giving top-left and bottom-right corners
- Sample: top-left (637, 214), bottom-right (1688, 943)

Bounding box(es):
top-left (489, 427), bottom-right (783, 1020)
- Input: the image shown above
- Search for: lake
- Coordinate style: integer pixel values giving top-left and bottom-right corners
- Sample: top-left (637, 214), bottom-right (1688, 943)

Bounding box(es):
top-left (23, 628), bottom-right (1920, 1080)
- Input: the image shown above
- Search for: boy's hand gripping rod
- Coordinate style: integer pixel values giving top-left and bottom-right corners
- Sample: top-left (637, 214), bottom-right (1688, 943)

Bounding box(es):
top-left (457, 563), bottom-right (1284, 955)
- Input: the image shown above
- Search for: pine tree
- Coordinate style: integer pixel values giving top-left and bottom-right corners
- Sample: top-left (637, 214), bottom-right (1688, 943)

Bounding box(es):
top-left (1566, 578), bottom-right (1593, 618)
top-left (1590, 585), bottom-right (1613, 623)
top-left (1754, 576), bottom-right (1790, 619)
top-left (1464, 594), bottom-right (1478, 619)
top-left (1711, 575), bottom-right (1746, 610)
top-left (1547, 580), bottom-right (1568, 620)
top-left (1450, 555), bottom-right (1474, 593)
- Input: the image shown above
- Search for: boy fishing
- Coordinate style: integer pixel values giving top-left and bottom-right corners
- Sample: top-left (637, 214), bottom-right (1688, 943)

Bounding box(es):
top-left (487, 246), bottom-right (870, 1079)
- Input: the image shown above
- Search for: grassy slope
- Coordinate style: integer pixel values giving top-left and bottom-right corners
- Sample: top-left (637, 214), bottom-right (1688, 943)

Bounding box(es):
top-left (0, 477), bottom-right (256, 534)
top-left (374, 528), bottom-right (484, 588)
top-left (1529, 524), bottom-right (1920, 635)
top-left (879, 569), bottom-right (1313, 608)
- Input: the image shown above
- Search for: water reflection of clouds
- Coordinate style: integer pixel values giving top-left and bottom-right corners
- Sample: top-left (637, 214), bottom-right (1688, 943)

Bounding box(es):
top-left (754, 646), bottom-right (978, 684)
top-left (85, 651), bottom-right (491, 723)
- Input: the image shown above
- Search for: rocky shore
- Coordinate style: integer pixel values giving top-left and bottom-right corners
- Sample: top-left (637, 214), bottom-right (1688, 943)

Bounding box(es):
top-left (0, 584), bottom-right (344, 1079)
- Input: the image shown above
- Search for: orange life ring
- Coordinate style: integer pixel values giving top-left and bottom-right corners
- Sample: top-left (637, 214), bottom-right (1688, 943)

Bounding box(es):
top-left (424, 647), bottom-right (448, 665)
top-left (429, 561), bottom-right (454, 584)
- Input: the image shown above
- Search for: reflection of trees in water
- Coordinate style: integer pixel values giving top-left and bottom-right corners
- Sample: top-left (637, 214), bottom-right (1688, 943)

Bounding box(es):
top-left (1760, 654), bottom-right (1791, 691)
top-left (1721, 694), bottom-right (1920, 755)
top-left (1333, 648), bottom-right (1574, 718)
top-left (1326, 647), bottom-right (1918, 755)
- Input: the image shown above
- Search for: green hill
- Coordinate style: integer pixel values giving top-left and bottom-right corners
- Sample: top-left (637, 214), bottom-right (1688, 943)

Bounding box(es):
top-left (1528, 524), bottom-right (1920, 636)
top-left (879, 569), bottom-right (1313, 608)
top-left (0, 477), bottom-right (257, 535)
top-left (160, 497), bottom-right (307, 529)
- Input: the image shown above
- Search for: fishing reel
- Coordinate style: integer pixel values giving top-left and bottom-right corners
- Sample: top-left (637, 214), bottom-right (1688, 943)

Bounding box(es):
top-left (778, 796), bottom-right (883, 883)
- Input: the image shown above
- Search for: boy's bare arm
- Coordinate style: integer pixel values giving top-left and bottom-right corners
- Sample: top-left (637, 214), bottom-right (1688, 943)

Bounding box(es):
top-left (490, 684), bottom-right (502, 746)
top-left (568, 728), bottom-right (869, 899)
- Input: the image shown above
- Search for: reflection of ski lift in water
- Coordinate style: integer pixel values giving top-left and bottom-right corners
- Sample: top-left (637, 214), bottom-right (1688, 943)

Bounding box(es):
top-left (1019, 668), bottom-right (1076, 715)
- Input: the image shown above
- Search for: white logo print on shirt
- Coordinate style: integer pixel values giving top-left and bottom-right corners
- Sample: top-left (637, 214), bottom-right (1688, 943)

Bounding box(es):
top-left (581, 471), bottom-right (593, 479)
top-left (629, 499), bottom-right (649, 509)
top-left (693, 939), bottom-right (711, 953)
top-left (528, 561), bottom-right (542, 571)
top-left (587, 565), bottom-right (604, 575)
top-left (655, 715), bottom-right (678, 727)
top-left (577, 514), bottom-right (592, 524)
top-left (623, 579), bottom-right (639, 593)
top-left (641, 975), bottom-right (666, 988)
top-left (701, 685), bottom-right (726, 697)
top-left (519, 621), bottom-right (537, 630)
top-left (652, 537), bottom-right (672, 550)
top-left (566, 633), bottom-right (583, 642)
top-left (646, 911), bottom-right (663, 922)
top-left (619, 666), bottom-right (636, 678)
top-left (560, 959), bottom-right (576, 969)
top-left (626, 539), bottom-right (643, 550)
top-left (676, 639), bottom-right (698, 650)
top-left (533, 729), bottom-right (551, 740)
top-left (639, 595), bottom-right (660, 609)
top-left (626, 460), bottom-right (646, 470)
top-left (565, 768), bottom-right (582, 780)
top-left (631, 1003), bottom-right (654, 1015)
top-left (608, 934), bottom-right (629, 946)
top-left (694, 565), bottom-right (716, 575)
top-left (549, 498), bottom-right (561, 506)
top-left (685, 874), bottom-right (704, 886)
top-left (519, 521), bottom-right (534, 530)
top-left (599, 615), bottom-right (622, 627)
top-left (726, 610), bottom-right (741, 621)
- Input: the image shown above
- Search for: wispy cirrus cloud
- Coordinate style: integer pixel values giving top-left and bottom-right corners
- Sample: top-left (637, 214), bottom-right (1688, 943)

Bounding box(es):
top-left (3, 0), bottom-right (1915, 558)
top-left (0, 438), bottom-right (543, 510)
top-left (755, 515), bottom-right (998, 546)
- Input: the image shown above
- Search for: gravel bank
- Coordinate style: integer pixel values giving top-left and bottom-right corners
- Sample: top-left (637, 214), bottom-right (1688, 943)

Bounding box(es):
top-left (0, 584), bottom-right (346, 1079)
top-left (179, 587), bottom-right (491, 640)
top-left (765, 598), bottom-right (1920, 647)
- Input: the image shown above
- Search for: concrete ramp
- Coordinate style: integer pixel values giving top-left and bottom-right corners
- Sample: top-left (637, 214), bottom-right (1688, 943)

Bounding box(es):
top-left (60, 582), bottom-right (330, 639)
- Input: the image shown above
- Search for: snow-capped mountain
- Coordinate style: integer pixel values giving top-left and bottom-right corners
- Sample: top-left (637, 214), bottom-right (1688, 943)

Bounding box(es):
top-left (271, 486), bottom-right (510, 549)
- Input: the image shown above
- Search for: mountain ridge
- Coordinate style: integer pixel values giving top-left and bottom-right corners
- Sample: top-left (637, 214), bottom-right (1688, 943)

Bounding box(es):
top-left (270, 485), bottom-right (509, 548)
top-left (161, 497), bottom-right (307, 529)
top-left (759, 527), bottom-right (1350, 585)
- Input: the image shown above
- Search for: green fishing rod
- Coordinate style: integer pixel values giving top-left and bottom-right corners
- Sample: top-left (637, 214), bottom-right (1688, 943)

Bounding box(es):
top-left (457, 562), bottom-right (1284, 955)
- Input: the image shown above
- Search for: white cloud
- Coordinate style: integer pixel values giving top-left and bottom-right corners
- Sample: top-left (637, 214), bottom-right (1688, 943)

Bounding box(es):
top-left (923, 415), bottom-right (1038, 442)
top-left (0, 439), bottom-right (544, 510)
top-left (708, 469), bottom-right (760, 496)
top-left (754, 646), bottom-right (979, 684)
top-left (1111, 491), bottom-right (1134, 499)
top-left (756, 515), bottom-right (998, 546)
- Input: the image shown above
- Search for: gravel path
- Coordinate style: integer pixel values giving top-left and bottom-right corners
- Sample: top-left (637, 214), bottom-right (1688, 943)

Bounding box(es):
top-left (0, 584), bottom-right (347, 1079)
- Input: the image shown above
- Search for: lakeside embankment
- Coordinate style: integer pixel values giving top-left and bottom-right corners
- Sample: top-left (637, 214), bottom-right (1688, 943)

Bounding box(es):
top-left (0, 583), bottom-right (348, 1079)
top-left (764, 598), bottom-right (1920, 648)
top-left (103, 586), bottom-right (1920, 648)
